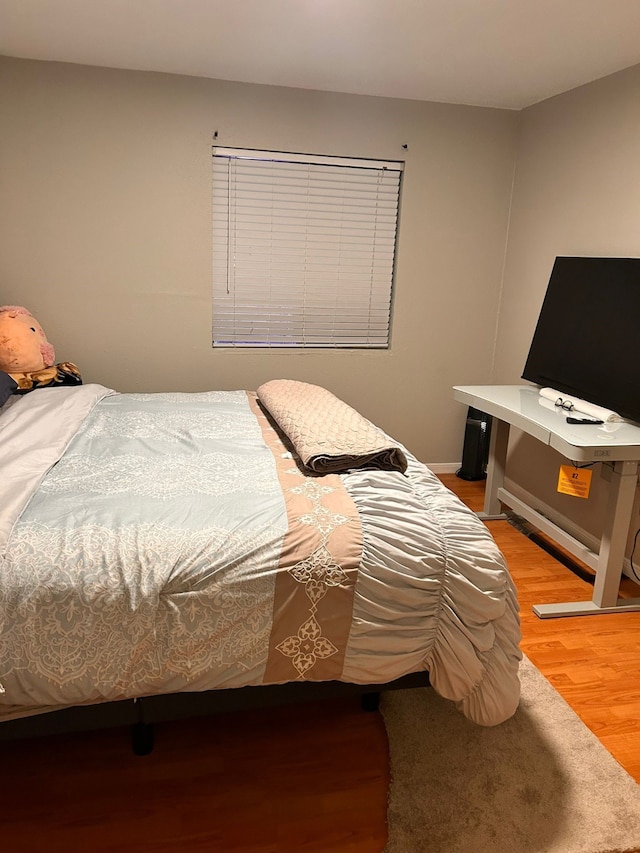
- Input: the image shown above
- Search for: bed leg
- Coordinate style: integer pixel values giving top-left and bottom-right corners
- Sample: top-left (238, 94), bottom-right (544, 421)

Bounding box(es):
top-left (131, 720), bottom-right (155, 756)
top-left (360, 691), bottom-right (380, 712)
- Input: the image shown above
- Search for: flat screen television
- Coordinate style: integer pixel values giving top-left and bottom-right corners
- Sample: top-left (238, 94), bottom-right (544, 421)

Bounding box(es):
top-left (521, 256), bottom-right (640, 423)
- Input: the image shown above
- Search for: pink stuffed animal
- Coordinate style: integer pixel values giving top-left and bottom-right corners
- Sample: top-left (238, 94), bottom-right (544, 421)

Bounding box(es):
top-left (0, 305), bottom-right (55, 375)
top-left (0, 305), bottom-right (81, 392)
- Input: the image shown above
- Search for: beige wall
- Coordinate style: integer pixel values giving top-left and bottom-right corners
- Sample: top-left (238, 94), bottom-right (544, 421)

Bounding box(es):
top-left (493, 63), bottom-right (640, 544)
top-left (0, 56), bottom-right (518, 464)
top-left (3, 53), bottom-right (638, 552)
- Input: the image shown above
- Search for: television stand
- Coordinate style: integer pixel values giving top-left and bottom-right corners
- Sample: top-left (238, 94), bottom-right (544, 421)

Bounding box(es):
top-left (453, 385), bottom-right (640, 618)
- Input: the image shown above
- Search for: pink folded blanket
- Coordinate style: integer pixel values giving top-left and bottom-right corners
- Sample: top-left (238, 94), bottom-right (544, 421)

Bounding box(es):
top-left (257, 379), bottom-right (407, 475)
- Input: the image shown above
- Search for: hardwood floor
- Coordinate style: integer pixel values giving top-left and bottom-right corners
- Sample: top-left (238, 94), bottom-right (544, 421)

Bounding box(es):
top-left (3, 475), bottom-right (640, 852)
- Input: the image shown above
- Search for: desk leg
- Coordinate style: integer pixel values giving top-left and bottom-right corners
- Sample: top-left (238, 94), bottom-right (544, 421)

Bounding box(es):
top-left (534, 460), bottom-right (640, 617)
top-left (593, 460), bottom-right (638, 606)
top-left (478, 417), bottom-right (509, 520)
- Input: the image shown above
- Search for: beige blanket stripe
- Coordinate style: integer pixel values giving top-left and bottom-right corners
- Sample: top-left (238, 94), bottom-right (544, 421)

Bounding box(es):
top-left (248, 394), bottom-right (363, 683)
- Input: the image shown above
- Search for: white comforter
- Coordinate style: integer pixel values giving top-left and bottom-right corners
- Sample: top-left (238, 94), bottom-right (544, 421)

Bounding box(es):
top-left (0, 386), bottom-right (521, 725)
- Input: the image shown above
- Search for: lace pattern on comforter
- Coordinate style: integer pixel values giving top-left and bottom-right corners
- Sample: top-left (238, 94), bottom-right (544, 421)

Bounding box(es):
top-left (0, 388), bottom-right (363, 707)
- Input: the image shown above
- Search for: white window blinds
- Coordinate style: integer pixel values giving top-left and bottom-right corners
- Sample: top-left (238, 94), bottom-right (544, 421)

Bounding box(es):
top-left (212, 147), bottom-right (404, 348)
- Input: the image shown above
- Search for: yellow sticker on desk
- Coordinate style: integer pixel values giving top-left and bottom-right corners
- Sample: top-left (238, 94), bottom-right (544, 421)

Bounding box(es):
top-left (557, 465), bottom-right (592, 499)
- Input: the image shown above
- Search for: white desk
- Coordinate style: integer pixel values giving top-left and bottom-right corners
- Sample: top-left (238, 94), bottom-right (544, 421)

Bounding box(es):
top-left (453, 385), bottom-right (640, 618)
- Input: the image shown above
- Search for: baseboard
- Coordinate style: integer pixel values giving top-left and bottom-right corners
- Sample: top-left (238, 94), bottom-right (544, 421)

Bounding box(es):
top-left (426, 462), bottom-right (460, 474)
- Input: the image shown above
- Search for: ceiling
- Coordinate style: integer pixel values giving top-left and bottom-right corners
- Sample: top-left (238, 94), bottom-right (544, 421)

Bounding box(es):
top-left (2, 0), bottom-right (640, 110)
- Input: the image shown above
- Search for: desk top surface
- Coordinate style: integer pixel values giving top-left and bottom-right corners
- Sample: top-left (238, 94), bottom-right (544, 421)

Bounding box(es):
top-left (453, 385), bottom-right (640, 462)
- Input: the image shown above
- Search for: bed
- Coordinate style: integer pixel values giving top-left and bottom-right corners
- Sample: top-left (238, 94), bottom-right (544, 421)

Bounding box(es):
top-left (0, 379), bottom-right (521, 745)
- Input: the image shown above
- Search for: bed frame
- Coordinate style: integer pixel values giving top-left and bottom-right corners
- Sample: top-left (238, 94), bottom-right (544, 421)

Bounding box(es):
top-left (0, 672), bottom-right (431, 754)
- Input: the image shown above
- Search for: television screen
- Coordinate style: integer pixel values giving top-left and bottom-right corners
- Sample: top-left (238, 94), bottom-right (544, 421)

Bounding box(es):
top-left (521, 256), bottom-right (640, 423)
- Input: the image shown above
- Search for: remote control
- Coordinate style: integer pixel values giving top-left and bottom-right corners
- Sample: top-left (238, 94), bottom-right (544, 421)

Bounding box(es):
top-left (566, 416), bottom-right (604, 425)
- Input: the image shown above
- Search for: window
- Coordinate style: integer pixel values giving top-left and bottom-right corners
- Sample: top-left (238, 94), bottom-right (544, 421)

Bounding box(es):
top-left (212, 148), bottom-right (404, 348)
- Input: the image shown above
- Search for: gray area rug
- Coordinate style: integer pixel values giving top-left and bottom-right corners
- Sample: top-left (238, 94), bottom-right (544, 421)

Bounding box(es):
top-left (381, 656), bottom-right (640, 853)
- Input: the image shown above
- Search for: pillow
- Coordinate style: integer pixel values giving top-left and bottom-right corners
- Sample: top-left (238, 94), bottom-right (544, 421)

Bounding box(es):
top-left (0, 370), bottom-right (18, 407)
